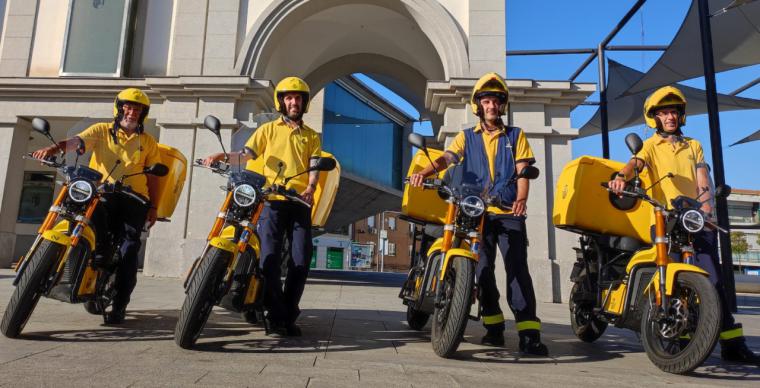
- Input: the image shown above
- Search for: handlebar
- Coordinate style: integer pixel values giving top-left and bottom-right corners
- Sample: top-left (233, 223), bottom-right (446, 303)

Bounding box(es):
top-left (24, 153), bottom-right (63, 168)
top-left (270, 185), bottom-right (311, 208)
top-left (194, 158), bottom-right (230, 174)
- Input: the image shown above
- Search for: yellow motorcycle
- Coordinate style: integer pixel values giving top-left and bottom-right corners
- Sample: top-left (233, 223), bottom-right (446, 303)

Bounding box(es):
top-left (174, 114), bottom-right (338, 349)
top-left (554, 133), bottom-right (722, 374)
top-left (2, 118), bottom-right (186, 338)
top-left (400, 133), bottom-right (539, 358)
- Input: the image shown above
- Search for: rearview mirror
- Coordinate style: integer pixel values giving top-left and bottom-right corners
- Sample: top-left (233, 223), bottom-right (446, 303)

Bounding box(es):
top-left (203, 115), bottom-right (221, 136)
top-left (144, 163), bottom-right (169, 177)
top-left (715, 184), bottom-right (731, 199)
top-left (408, 133), bottom-right (426, 150)
top-left (625, 133), bottom-right (643, 155)
top-left (31, 117), bottom-right (51, 136)
top-left (517, 166), bottom-right (540, 180)
top-left (312, 157), bottom-right (337, 172)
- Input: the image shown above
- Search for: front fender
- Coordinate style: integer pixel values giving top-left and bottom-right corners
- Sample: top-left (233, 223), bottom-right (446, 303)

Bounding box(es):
top-left (439, 248), bottom-right (478, 281)
top-left (648, 263), bottom-right (710, 296)
top-left (217, 225), bottom-right (260, 253)
top-left (42, 220), bottom-right (96, 250)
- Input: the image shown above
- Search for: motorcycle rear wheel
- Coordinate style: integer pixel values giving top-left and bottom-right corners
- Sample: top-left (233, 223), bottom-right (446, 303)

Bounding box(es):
top-left (640, 272), bottom-right (720, 374)
top-left (1, 240), bottom-right (61, 338)
top-left (406, 305), bottom-right (430, 331)
top-left (431, 256), bottom-right (474, 358)
top-left (569, 282), bottom-right (607, 343)
top-left (174, 248), bottom-right (228, 349)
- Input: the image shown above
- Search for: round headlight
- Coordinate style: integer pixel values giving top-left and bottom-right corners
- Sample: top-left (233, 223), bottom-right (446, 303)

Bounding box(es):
top-left (233, 184), bottom-right (257, 207)
top-left (460, 195), bottom-right (485, 218)
top-left (68, 180), bottom-right (94, 203)
top-left (681, 209), bottom-right (705, 234)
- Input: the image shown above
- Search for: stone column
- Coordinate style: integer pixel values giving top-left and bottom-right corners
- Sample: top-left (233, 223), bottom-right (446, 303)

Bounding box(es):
top-left (0, 0), bottom-right (39, 76)
top-left (202, 0), bottom-right (240, 75)
top-left (467, 0), bottom-right (505, 77)
top-left (0, 119), bottom-right (29, 267)
top-left (168, 0), bottom-right (208, 76)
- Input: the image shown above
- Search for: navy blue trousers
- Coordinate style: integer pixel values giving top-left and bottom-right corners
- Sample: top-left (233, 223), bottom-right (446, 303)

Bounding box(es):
top-left (91, 193), bottom-right (148, 310)
top-left (691, 230), bottom-right (736, 330)
top-left (476, 214), bottom-right (539, 331)
top-left (257, 201), bottom-right (313, 325)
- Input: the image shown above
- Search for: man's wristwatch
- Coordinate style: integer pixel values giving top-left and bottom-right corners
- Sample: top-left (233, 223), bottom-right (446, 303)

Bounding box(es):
top-left (307, 183), bottom-right (317, 190)
top-left (615, 172), bottom-right (626, 180)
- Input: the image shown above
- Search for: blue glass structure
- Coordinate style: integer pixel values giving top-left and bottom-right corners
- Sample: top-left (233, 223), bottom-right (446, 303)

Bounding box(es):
top-left (322, 82), bottom-right (403, 190)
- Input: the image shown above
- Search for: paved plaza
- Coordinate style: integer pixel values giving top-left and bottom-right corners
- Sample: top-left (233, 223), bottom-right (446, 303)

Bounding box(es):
top-left (0, 269), bottom-right (758, 387)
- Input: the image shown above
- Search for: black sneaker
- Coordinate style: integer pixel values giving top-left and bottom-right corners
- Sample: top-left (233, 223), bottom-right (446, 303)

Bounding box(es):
top-left (519, 334), bottom-right (548, 356)
top-left (285, 323), bottom-right (302, 337)
top-left (721, 338), bottom-right (760, 365)
top-left (104, 307), bottom-right (126, 325)
top-left (481, 329), bottom-right (505, 346)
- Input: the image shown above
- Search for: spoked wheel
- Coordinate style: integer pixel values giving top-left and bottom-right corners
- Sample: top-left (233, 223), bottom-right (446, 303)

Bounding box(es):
top-left (569, 282), bottom-right (607, 343)
top-left (431, 256), bottom-right (474, 358)
top-left (640, 272), bottom-right (720, 374)
top-left (174, 248), bottom-right (229, 349)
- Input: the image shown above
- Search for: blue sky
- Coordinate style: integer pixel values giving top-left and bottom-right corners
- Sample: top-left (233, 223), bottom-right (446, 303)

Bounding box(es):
top-left (357, 0), bottom-right (759, 190)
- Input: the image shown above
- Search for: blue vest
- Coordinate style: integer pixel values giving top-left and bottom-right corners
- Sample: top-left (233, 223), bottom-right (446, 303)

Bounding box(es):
top-left (460, 126), bottom-right (521, 206)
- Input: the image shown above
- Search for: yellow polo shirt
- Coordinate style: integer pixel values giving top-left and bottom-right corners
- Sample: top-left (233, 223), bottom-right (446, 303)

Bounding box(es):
top-left (638, 133), bottom-right (706, 205)
top-left (244, 117), bottom-right (322, 198)
top-left (77, 122), bottom-right (161, 199)
top-left (446, 123), bottom-right (535, 214)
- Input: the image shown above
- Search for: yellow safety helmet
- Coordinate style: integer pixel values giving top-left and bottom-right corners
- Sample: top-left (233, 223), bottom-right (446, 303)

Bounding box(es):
top-left (274, 76), bottom-right (311, 114)
top-left (113, 87), bottom-right (150, 125)
top-left (470, 72), bottom-right (509, 116)
top-left (643, 86), bottom-right (686, 128)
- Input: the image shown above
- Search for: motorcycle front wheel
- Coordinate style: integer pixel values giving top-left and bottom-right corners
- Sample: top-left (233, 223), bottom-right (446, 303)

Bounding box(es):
top-left (174, 247), bottom-right (229, 349)
top-left (640, 272), bottom-right (720, 374)
top-left (431, 256), bottom-right (474, 358)
top-left (1, 240), bottom-right (61, 338)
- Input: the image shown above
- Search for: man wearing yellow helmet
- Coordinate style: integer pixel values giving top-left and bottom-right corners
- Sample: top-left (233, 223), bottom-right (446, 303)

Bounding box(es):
top-left (31, 88), bottom-right (162, 324)
top-left (202, 76), bottom-right (321, 337)
top-left (409, 72), bottom-right (548, 355)
top-left (608, 85), bottom-right (758, 364)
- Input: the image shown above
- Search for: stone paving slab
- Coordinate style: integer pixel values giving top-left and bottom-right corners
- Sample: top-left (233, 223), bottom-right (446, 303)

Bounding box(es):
top-left (0, 269), bottom-right (759, 387)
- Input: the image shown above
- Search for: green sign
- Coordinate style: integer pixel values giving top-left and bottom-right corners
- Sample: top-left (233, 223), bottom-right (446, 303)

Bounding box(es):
top-left (326, 248), bottom-right (343, 269)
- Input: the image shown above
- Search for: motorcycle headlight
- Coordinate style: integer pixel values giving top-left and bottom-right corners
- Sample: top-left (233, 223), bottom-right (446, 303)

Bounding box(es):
top-left (680, 209), bottom-right (705, 234)
top-left (460, 195), bottom-right (485, 218)
top-left (233, 184), bottom-right (257, 207)
top-left (68, 180), bottom-right (94, 203)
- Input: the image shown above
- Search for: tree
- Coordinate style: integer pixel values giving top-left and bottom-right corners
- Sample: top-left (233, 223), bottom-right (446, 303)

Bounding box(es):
top-left (730, 231), bottom-right (749, 255)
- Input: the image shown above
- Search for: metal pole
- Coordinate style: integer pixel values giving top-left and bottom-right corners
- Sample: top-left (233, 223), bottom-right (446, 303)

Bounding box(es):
top-left (597, 43), bottom-right (610, 158)
top-left (697, 0), bottom-right (737, 311)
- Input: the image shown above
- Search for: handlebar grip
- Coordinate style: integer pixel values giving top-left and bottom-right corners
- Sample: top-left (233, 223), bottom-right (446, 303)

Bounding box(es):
top-left (600, 182), bottom-right (609, 188)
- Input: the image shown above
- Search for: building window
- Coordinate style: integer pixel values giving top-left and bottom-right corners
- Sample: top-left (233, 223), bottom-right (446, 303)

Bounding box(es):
top-left (61, 0), bottom-right (134, 76)
top-left (387, 242), bottom-right (396, 256)
top-left (388, 217), bottom-right (396, 231)
top-left (17, 172), bottom-right (56, 223)
top-left (367, 215), bottom-right (375, 228)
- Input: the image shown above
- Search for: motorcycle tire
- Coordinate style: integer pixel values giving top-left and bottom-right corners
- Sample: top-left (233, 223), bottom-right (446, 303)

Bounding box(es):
top-left (406, 304), bottom-right (430, 331)
top-left (1, 240), bottom-right (61, 338)
top-left (84, 300), bottom-right (102, 315)
top-left (174, 247), bottom-right (228, 349)
top-left (431, 256), bottom-right (474, 358)
top-left (640, 272), bottom-right (720, 374)
top-left (569, 282), bottom-right (607, 343)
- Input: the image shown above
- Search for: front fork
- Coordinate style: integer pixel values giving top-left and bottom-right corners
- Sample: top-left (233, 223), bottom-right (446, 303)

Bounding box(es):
top-left (653, 207), bottom-right (670, 310)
